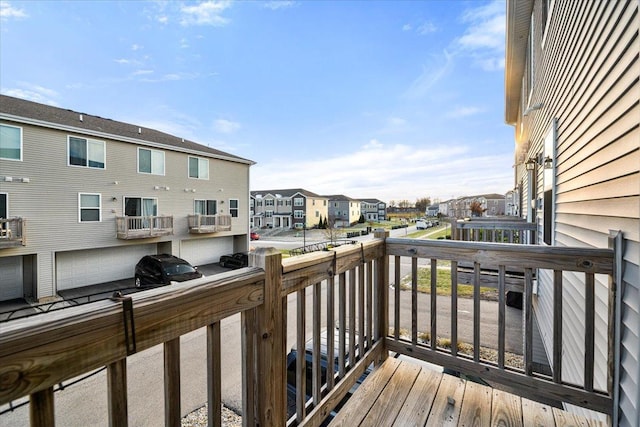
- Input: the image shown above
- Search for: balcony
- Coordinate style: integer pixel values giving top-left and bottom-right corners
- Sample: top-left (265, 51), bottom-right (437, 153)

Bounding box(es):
top-left (115, 215), bottom-right (173, 240)
top-left (187, 214), bottom-right (232, 233)
top-left (0, 230), bottom-right (621, 426)
top-left (0, 217), bottom-right (25, 248)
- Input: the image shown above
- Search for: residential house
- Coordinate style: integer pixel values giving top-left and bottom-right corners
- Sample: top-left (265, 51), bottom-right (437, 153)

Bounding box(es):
top-left (505, 188), bottom-right (520, 216)
top-left (426, 204), bottom-right (439, 217)
top-left (251, 189), bottom-right (328, 229)
top-left (360, 198), bottom-right (386, 222)
top-left (505, 0), bottom-right (639, 424)
top-left (0, 95), bottom-right (253, 302)
top-left (325, 195), bottom-right (361, 227)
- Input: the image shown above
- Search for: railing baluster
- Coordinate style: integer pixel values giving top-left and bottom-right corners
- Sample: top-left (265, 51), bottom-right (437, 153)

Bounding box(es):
top-left (313, 282), bottom-right (321, 405)
top-left (430, 259), bottom-right (437, 351)
top-left (498, 265), bottom-right (506, 369)
top-left (366, 261), bottom-right (373, 350)
top-left (241, 309), bottom-right (257, 427)
top-left (338, 272), bottom-right (346, 378)
top-left (207, 322), bottom-right (221, 427)
top-left (30, 387), bottom-right (54, 427)
top-left (585, 272), bottom-right (595, 392)
top-left (473, 262), bottom-right (480, 363)
top-left (296, 288), bottom-right (306, 420)
top-left (524, 268), bottom-right (534, 376)
top-left (107, 358), bottom-right (128, 427)
top-left (348, 269), bottom-right (356, 369)
top-left (164, 338), bottom-right (181, 427)
top-left (451, 261), bottom-right (458, 357)
top-left (553, 270), bottom-right (563, 384)
top-left (358, 263), bottom-right (365, 361)
top-left (394, 256), bottom-right (400, 340)
top-left (411, 257), bottom-right (418, 345)
top-left (326, 275), bottom-right (335, 391)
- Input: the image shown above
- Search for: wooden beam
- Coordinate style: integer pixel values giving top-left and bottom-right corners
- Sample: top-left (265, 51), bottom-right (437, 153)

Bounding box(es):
top-left (164, 338), bottom-right (181, 427)
top-left (30, 387), bottom-right (54, 427)
top-left (207, 322), bottom-right (221, 427)
top-left (107, 358), bottom-right (128, 427)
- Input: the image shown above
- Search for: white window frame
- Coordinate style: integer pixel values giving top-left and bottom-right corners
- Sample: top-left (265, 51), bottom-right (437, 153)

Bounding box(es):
top-left (542, 120), bottom-right (557, 246)
top-left (124, 196), bottom-right (158, 217)
top-left (0, 124), bottom-right (23, 161)
top-left (265, 210), bottom-right (273, 218)
top-left (0, 192), bottom-right (8, 218)
top-left (137, 147), bottom-right (165, 175)
top-left (294, 197), bottom-right (304, 206)
top-left (188, 156), bottom-right (209, 180)
top-left (265, 199), bottom-right (274, 207)
top-left (229, 199), bottom-right (239, 218)
top-left (78, 193), bottom-right (102, 223)
top-left (194, 199), bottom-right (217, 215)
top-left (541, 0), bottom-right (555, 49)
top-left (526, 13), bottom-right (535, 105)
top-left (68, 136), bottom-right (106, 169)
top-left (294, 210), bottom-right (304, 219)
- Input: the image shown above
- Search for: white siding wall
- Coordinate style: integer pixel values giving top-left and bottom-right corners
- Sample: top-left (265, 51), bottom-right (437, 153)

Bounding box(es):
top-left (516, 1), bottom-right (639, 424)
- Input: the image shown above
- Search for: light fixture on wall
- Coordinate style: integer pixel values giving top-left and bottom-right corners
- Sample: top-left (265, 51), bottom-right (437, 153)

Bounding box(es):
top-left (112, 197), bottom-right (117, 201)
top-left (523, 102), bottom-right (544, 117)
top-left (543, 156), bottom-right (553, 169)
top-left (525, 158), bottom-right (537, 171)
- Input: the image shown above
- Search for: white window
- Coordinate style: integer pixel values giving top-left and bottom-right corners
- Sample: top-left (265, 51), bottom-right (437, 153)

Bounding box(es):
top-left (195, 199), bottom-right (217, 215)
top-left (265, 210), bottom-right (273, 218)
top-left (188, 156), bottom-right (209, 179)
top-left (294, 210), bottom-right (304, 219)
top-left (79, 193), bottom-right (101, 222)
top-left (68, 136), bottom-right (105, 169)
top-left (138, 148), bottom-right (165, 175)
top-left (265, 199), bottom-right (274, 206)
top-left (0, 124), bottom-right (23, 161)
top-left (229, 199), bottom-right (239, 218)
top-left (294, 197), bottom-right (304, 206)
top-left (124, 197), bottom-right (157, 216)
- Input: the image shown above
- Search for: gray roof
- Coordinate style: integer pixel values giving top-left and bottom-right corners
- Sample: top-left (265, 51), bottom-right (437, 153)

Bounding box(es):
top-left (360, 198), bottom-right (384, 204)
top-left (251, 188), bottom-right (324, 199)
top-left (323, 194), bottom-right (359, 202)
top-left (0, 95), bottom-right (253, 164)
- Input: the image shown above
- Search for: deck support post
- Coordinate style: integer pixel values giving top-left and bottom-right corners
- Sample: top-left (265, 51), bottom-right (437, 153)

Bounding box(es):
top-left (251, 247), bottom-right (286, 426)
top-left (374, 229), bottom-right (389, 365)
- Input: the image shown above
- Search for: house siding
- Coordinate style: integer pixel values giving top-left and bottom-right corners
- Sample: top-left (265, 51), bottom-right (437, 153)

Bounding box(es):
top-left (1, 109), bottom-right (251, 300)
top-left (509, 0), bottom-right (639, 424)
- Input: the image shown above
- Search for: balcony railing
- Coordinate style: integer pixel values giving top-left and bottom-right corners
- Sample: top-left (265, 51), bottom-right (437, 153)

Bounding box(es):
top-left (0, 217), bottom-right (25, 248)
top-left (0, 230), bottom-right (621, 426)
top-left (115, 215), bottom-right (173, 239)
top-left (451, 217), bottom-right (537, 244)
top-left (187, 214), bottom-right (232, 233)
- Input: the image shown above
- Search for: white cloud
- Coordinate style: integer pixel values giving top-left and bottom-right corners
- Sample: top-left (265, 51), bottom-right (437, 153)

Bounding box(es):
top-left (250, 139), bottom-right (512, 202)
top-left (131, 44), bottom-right (143, 51)
top-left (2, 85), bottom-right (58, 106)
top-left (404, 50), bottom-right (454, 99)
top-left (115, 58), bottom-right (131, 64)
top-left (138, 72), bottom-right (199, 83)
top-left (132, 69), bottom-right (154, 76)
top-left (445, 106), bottom-right (484, 118)
top-left (180, 1), bottom-right (231, 26)
top-left (213, 119), bottom-right (241, 134)
top-left (263, 1), bottom-right (296, 10)
top-left (402, 23), bottom-right (412, 32)
top-left (157, 15), bottom-right (168, 24)
top-left (455, 1), bottom-right (505, 71)
top-left (417, 21), bottom-right (437, 35)
top-left (180, 37), bottom-right (189, 48)
top-left (0, 1), bottom-right (27, 20)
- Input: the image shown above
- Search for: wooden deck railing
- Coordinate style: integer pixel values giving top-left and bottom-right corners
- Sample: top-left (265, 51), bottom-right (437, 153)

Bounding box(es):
top-left (0, 217), bottom-right (25, 247)
top-left (0, 230), bottom-right (621, 426)
top-left (115, 215), bottom-right (173, 239)
top-left (187, 214), bottom-right (232, 233)
top-left (451, 218), bottom-right (537, 244)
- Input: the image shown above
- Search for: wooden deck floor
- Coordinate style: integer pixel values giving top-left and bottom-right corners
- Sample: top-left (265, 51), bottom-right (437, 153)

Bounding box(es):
top-left (328, 357), bottom-right (606, 427)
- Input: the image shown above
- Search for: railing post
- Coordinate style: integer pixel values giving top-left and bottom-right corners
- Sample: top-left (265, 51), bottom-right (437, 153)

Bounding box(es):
top-left (373, 229), bottom-right (389, 364)
top-left (250, 247), bottom-right (286, 426)
top-left (609, 230), bottom-right (623, 426)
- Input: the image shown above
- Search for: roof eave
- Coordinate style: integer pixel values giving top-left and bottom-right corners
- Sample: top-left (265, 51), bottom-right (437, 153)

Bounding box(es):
top-left (504, 0), bottom-right (534, 125)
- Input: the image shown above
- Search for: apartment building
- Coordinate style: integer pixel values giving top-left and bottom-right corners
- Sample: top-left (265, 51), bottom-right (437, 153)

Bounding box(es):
top-left (251, 189), bottom-right (328, 229)
top-left (325, 195), bottom-right (361, 227)
top-left (359, 199), bottom-right (386, 222)
top-left (0, 95), bottom-right (253, 302)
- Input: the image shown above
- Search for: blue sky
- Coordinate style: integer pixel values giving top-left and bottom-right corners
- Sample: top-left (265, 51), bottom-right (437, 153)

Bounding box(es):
top-left (1, 0), bottom-right (514, 204)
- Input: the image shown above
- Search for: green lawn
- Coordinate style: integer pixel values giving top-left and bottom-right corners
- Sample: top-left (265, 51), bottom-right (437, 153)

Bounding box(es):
top-left (399, 266), bottom-right (497, 300)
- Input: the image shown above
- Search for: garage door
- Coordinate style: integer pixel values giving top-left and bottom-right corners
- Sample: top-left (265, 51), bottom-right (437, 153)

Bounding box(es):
top-left (180, 237), bottom-right (233, 266)
top-left (56, 244), bottom-right (155, 290)
top-left (0, 256), bottom-right (23, 301)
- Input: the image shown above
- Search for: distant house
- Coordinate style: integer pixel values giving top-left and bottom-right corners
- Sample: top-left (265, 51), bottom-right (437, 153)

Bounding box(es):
top-left (444, 194), bottom-right (506, 219)
top-left (325, 195), bottom-right (361, 227)
top-left (426, 204), bottom-right (439, 217)
top-left (0, 95), bottom-right (253, 302)
top-left (360, 199), bottom-right (387, 221)
top-left (250, 189), bottom-right (328, 229)
top-left (505, 0), bottom-right (638, 424)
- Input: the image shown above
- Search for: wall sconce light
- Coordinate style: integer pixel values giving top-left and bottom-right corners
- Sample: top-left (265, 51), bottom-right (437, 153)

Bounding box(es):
top-left (164, 186), bottom-right (170, 191)
top-left (220, 200), bottom-right (225, 204)
top-left (114, 181), bottom-right (119, 185)
top-left (184, 188), bottom-right (190, 192)
top-left (192, 189), bottom-right (196, 193)
top-left (112, 197), bottom-right (117, 201)
top-left (525, 158), bottom-right (537, 171)
top-left (543, 156), bottom-right (553, 169)
top-left (154, 186), bottom-right (160, 190)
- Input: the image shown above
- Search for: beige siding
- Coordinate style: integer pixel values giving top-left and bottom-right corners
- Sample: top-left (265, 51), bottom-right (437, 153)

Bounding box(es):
top-left (0, 121), bottom-right (251, 299)
top-left (515, 0), bottom-right (639, 424)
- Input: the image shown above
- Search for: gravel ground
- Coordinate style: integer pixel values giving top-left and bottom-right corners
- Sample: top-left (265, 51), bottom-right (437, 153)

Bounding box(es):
top-left (181, 404), bottom-right (242, 427)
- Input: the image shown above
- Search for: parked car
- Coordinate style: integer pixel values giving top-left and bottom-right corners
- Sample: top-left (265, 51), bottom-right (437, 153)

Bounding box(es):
top-left (134, 254), bottom-right (202, 287)
top-left (415, 220), bottom-right (428, 230)
top-left (250, 232), bottom-right (260, 240)
top-left (219, 252), bottom-right (249, 269)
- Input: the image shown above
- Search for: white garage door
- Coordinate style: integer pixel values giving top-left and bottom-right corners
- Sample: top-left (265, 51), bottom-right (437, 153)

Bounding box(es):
top-left (0, 256), bottom-right (23, 301)
top-left (56, 244), bottom-right (156, 290)
top-left (180, 237), bottom-right (233, 266)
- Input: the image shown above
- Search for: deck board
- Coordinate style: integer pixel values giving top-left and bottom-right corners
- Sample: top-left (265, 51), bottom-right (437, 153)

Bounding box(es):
top-left (329, 357), bottom-right (608, 427)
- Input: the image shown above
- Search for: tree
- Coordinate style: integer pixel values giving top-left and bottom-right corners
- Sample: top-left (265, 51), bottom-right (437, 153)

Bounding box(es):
top-left (470, 200), bottom-right (485, 217)
top-left (358, 214), bottom-right (365, 223)
top-left (398, 200), bottom-right (412, 209)
top-left (415, 197), bottom-right (431, 213)
top-left (388, 200), bottom-right (396, 208)
top-left (322, 218), bottom-right (344, 243)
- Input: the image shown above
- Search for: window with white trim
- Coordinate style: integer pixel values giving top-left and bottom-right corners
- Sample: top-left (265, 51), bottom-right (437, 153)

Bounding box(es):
top-left (124, 197), bottom-right (157, 216)
top-left (265, 199), bottom-right (274, 206)
top-left (294, 197), bottom-right (304, 206)
top-left (294, 210), bottom-right (304, 219)
top-left (195, 199), bottom-right (217, 215)
top-left (79, 193), bottom-right (101, 222)
top-left (138, 148), bottom-right (165, 175)
top-left (188, 156), bottom-right (209, 179)
top-left (542, 120), bottom-right (556, 245)
top-left (265, 210), bottom-right (273, 218)
top-left (229, 199), bottom-right (239, 218)
top-left (68, 136), bottom-right (105, 169)
top-left (0, 124), bottom-right (23, 161)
